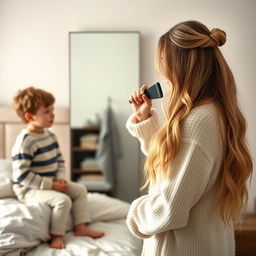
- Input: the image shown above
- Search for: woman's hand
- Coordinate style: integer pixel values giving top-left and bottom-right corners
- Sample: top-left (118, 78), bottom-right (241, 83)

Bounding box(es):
top-left (129, 85), bottom-right (152, 123)
top-left (52, 179), bottom-right (68, 192)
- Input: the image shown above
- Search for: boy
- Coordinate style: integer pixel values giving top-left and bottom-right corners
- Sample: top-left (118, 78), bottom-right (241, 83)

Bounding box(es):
top-left (11, 87), bottom-right (104, 249)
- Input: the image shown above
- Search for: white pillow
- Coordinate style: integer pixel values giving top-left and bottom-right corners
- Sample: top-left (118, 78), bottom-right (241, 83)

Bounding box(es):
top-left (66, 192), bottom-right (130, 230)
top-left (88, 192), bottom-right (130, 222)
top-left (0, 159), bottom-right (16, 198)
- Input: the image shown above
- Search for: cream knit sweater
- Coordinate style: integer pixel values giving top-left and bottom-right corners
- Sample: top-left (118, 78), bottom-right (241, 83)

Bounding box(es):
top-left (126, 103), bottom-right (235, 256)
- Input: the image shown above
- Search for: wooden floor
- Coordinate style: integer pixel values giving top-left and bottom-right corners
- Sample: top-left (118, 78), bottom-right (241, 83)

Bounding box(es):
top-left (235, 214), bottom-right (256, 256)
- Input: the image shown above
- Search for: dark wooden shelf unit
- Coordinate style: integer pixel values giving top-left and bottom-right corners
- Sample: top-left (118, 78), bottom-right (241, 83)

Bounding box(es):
top-left (71, 126), bottom-right (115, 196)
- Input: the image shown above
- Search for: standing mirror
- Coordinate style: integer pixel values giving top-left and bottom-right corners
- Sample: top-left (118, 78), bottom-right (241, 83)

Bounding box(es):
top-left (69, 32), bottom-right (140, 202)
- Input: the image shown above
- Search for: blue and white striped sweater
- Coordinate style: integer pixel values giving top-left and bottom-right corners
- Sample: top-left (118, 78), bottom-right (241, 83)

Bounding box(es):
top-left (11, 129), bottom-right (66, 197)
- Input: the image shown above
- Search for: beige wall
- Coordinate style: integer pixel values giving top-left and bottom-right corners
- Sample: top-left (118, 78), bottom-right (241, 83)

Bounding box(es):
top-left (0, 0), bottom-right (255, 210)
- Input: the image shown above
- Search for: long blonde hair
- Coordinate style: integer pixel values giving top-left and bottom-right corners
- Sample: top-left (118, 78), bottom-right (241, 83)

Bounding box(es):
top-left (144, 20), bottom-right (253, 224)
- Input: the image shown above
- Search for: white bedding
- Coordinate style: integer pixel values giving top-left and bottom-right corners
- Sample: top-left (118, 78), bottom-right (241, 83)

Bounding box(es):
top-left (0, 194), bottom-right (142, 256)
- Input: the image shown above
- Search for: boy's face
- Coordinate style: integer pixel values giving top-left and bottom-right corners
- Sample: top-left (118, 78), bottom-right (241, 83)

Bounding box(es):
top-left (29, 105), bottom-right (55, 130)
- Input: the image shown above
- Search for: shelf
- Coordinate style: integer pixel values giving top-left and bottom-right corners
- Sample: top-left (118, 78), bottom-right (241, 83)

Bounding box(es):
top-left (72, 125), bottom-right (100, 131)
top-left (71, 126), bottom-right (113, 195)
top-left (72, 167), bottom-right (102, 174)
top-left (72, 146), bottom-right (98, 152)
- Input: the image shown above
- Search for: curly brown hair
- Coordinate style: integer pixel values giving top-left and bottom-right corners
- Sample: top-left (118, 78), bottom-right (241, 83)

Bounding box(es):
top-left (13, 87), bottom-right (55, 123)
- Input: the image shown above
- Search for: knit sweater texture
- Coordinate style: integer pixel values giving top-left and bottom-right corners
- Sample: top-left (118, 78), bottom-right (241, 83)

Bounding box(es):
top-left (126, 103), bottom-right (235, 256)
top-left (12, 129), bottom-right (65, 199)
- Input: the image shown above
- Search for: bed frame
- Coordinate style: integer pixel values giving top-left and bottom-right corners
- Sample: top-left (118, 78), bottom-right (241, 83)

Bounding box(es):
top-left (0, 106), bottom-right (71, 180)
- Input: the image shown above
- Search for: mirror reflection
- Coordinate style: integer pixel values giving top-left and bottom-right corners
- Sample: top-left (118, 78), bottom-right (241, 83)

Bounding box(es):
top-left (70, 32), bottom-right (140, 202)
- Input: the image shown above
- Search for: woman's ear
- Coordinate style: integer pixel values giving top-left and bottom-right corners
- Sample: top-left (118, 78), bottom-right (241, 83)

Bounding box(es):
top-left (24, 112), bottom-right (33, 122)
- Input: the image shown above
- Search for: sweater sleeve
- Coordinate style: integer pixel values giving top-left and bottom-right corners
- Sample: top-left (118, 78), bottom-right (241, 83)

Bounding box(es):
top-left (126, 109), bottom-right (159, 155)
top-left (55, 150), bottom-right (66, 180)
top-left (126, 139), bottom-right (214, 239)
top-left (12, 140), bottom-right (53, 190)
top-left (52, 134), bottom-right (66, 180)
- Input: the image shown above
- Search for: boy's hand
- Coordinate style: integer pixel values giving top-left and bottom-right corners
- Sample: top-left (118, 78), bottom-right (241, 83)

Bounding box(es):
top-left (52, 179), bottom-right (68, 192)
top-left (56, 178), bottom-right (67, 184)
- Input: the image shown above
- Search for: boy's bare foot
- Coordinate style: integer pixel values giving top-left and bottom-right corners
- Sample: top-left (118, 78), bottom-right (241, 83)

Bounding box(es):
top-left (50, 235), bottom-right (65, 249)
top-left (74, 223), bottom-right (105, 238)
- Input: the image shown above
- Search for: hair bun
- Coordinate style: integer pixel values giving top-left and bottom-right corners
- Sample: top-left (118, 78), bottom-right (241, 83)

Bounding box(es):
top-left (210, 28), bottom-right (226, 47)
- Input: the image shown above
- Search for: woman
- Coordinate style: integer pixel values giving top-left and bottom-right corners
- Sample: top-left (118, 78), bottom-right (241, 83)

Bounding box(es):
top-left (126, 20), bottom-right (253, 256)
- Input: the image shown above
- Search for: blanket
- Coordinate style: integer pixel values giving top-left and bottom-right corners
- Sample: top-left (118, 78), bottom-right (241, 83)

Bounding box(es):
top-left (0, 194), bottom-right (142, 256)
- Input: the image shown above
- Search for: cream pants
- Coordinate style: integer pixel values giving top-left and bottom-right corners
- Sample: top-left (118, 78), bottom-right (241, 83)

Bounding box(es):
top-left (22, 181), bottom-right (91, 235)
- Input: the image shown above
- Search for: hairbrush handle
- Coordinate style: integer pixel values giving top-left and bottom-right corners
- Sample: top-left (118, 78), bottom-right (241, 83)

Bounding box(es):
top-left (129, 82), bottom-right (163, 103)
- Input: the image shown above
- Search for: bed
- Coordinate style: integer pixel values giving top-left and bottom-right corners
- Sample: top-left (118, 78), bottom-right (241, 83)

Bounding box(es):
top-left (0, 106), bottom-right (142, 256)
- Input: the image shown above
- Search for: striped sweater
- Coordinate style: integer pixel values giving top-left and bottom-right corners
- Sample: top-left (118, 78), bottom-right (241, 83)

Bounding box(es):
top-left (11, 129), bottom-right (66, 199)
top-left (125, 103), bottom-right (235, 256)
